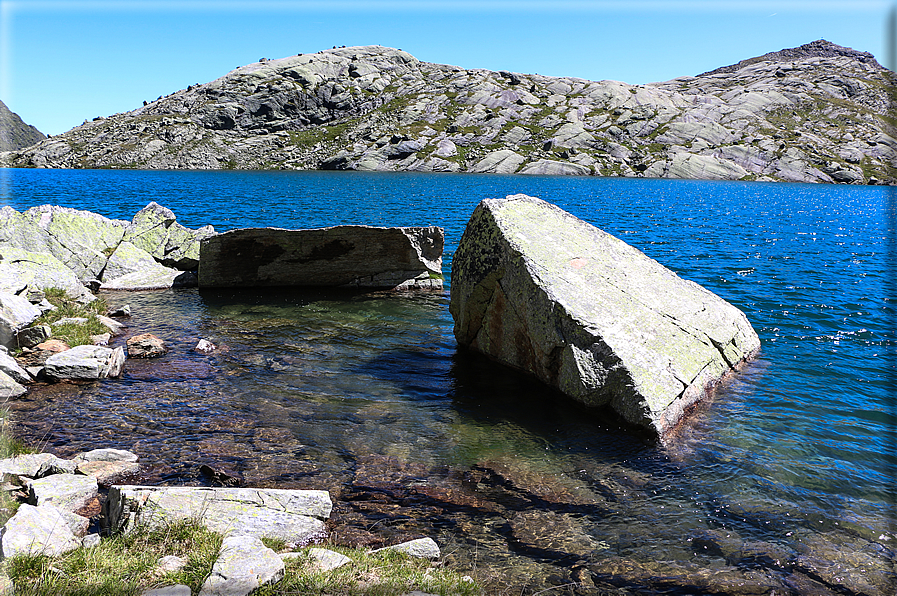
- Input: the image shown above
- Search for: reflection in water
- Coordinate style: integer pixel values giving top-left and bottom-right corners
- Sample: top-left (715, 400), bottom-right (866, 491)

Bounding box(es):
top-left (10, 287), bottom-right (895, 595)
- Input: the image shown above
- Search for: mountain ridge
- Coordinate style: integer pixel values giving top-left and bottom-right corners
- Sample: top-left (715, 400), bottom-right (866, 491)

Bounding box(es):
top-left (2, 40), bottom-right (893, 184)
top-left (0, 100), bottom-right (46, 151)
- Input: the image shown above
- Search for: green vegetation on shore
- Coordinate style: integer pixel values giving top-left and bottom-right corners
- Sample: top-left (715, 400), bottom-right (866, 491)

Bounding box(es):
top-left (31, 288), bottom-right (108, 349)
top-left (4, 518), bottom-right (480, 595)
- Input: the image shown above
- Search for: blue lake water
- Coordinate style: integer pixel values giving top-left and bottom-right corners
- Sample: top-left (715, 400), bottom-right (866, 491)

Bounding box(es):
top-left (2, 168), bottom-right (895, 594)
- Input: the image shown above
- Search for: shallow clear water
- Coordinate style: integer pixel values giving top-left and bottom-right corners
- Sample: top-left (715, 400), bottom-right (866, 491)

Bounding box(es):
top-left (2, 169), bottom-right (894, 594)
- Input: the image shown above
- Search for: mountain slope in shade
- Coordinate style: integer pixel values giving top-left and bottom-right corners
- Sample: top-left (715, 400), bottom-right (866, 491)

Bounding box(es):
top-left (2, 40), bottom-right (893, 184)
top-left (0, 100), bottom-right (46, 151)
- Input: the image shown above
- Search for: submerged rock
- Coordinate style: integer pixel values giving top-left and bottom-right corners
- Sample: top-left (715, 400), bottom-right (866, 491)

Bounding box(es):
top-left (450, 194), bottom-right (760, 435)
top-left (127, 333), bottom-right (168, 358)
top-left (198, 226), bottom-right (444, 290)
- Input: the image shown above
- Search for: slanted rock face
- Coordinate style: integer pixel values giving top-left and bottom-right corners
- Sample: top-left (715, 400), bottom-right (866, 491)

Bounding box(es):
top-left (198, 226), bottom-right (444, 289)
top-left (122, 201), bottom-right (216, 270)
top-left (0, 246), bottom-right (95, 303)
top-left (0, 292), bottom-right (42, 349)
top-left (0, 503), bottom-right (82, 558)
top-left (449, 194), bottom-right (760, 435)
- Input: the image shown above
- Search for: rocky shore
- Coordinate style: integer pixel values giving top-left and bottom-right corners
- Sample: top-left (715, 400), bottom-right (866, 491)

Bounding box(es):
top-left (2, 40), bottom-right (893, 184)
top-left (0, 450), bottom-right (453, 595)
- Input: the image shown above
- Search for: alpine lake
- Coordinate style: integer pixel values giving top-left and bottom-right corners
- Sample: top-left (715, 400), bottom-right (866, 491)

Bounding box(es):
top-left (2, 168), bottom-right (894, 594)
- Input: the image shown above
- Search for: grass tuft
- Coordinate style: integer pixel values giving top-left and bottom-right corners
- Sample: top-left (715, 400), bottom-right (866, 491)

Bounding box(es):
top-left (33, 289), bottom-right (109, 348)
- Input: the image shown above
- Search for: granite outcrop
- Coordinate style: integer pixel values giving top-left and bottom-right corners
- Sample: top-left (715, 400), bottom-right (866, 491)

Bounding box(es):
top-left (450, 194), bottom-right (761, 435)
top-left (2, 40), bottom-right (892, 184)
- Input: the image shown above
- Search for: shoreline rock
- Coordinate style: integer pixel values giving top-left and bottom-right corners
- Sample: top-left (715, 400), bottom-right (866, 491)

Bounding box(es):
top-left (198, 225), bottom-right (444, 290)
top-left (450, 194), bottom-right (761, 435)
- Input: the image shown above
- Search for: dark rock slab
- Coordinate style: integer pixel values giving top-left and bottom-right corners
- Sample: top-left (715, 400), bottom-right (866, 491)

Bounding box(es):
top-left (198, 226), bottom-right (443, 290)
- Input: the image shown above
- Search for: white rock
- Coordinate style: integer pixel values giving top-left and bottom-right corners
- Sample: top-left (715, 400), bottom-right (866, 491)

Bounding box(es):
top-left (0, 370), bottom-right (26, 399)
top-left (97, 314), bottom-right (126, 336)
top-left (0, 292), bottom-right (41, 349)
top-left (106, 486), bottom-right (332, 544)
top-left (0, 503), bottom-right (81, 558)
top-left (157, 555), bottom-right (188, 573)
top-left (142, 585), bottom-right (192, 596)
top-left (82, 533), bottom-right (101, 548)
top-left (199, 535), bottom-right (284, 596)
top-left (195, 339), bottom-right (216, 353)
top-left (27, 473), bottom-right (98, 512)
top-left (0, 350), bottom-right (31, 384)
top-left (304, 547), bottom-right (352, 571)
top-left (75, 448), bottom-right (139, 463)
top-left (373, 537), bottom-right (440, 559)
top-left (43, 344), bottom-right (125, 381)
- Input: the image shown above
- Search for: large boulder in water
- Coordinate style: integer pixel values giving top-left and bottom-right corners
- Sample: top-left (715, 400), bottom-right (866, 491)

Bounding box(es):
top-left (449, 195), bottom-right (760, 435)
top-left (198, 226), bottom-right (443, 289)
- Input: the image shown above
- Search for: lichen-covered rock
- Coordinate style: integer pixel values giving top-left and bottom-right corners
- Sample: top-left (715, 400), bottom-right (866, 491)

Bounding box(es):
top-left (0, 246), bottom-right (95, 304)
top-left (0, 503), bottom-right (82, 559)
top-left (105, 486), bottom-right (332, 544)
top-left (43, 344), bottom-right (126, 381)
top-left (199, 535), bottom-right (284, 596)
top-left (0, 453), bottom-right (73, 479)
top-left (100, 242), bottom-right (193, 290)
top-left (122, 202), bottom-right (217, 270)
top-left (18, 205), bottom-right (128, 281)
top-left (0, 291), bottom-right (41, 349)
top-left (27, 473), bottom-right (99, 512)
top-left (450, 194), bottom-right (760, 435)
top-left (198, 226), bottom-right (444, 290)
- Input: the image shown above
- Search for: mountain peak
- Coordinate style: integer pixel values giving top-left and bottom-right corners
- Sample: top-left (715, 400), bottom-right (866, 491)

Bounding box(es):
top-left (698, 39), bottom-right (880, 76)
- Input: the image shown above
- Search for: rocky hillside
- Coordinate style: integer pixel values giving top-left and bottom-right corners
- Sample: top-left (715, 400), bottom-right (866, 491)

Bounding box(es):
top-left (0, 100), bottom-right (45, 151)
top-left (2, 40), bottom-right (893, 184)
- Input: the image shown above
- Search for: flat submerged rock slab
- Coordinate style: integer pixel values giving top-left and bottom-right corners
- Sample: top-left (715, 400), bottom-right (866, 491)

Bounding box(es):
top-left (198, 226), bottom-right (443, 290)
top-left (106, 486), bottom-right (332, 543)
top-left (450, 194), bottom-right (760, 435)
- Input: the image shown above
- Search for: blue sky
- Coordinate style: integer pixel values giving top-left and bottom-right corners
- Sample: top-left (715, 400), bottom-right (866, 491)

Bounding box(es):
top-left (1, 1), bottom-right (892, 136)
